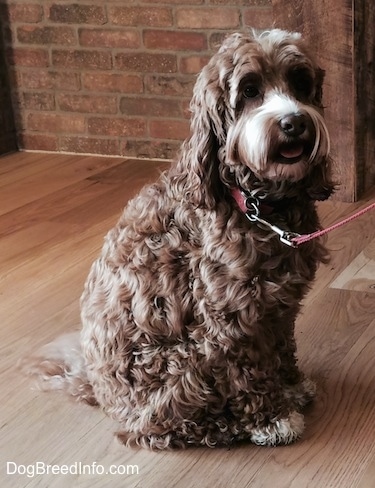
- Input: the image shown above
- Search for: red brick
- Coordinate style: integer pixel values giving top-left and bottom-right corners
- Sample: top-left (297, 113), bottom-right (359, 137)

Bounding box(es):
top-left (120, 97), bottom-right (181, 117)
top-left (19, 133), bottom-right (58, 151)
top-left (140, 0), bottom-right (202, 4)
top-left (88, 118), bottom-right (146, 137)
top-left (52, 49), bottom-right (111, 70)
top-left (179, 55), bottom-right (210, 74)
top-left (20, 70), bottom-right (80, 91)
top-left (144, 30), bottom-right (207, 51)
top-left (209, 32), bottom-right (228, 50)
top-left (48, 4), bottom-right (107, 25)
top-left (27, 113), bottom-right (85, 133)
top-left (149, 120), bottom-right (190, 140)
top-left (57, 94), bottom-right (117, 114)
top-left (23, 92), bottom-right (55, 111)
top-left (17, 25), bottom-right (76, 46)
top-left (108, 6), bottom-right (172, 27)
top-left (115, 53), bottom-right (176, 73)
top-left (176, 8), bottom-right (240, 29)
top-left (82, 73), bottom-right (143, 94)
top-left (138, 0), bottom-right (203, 5)
top-left (6, 3), bottom-right (43, 23)
top-left (122, 139), bottom-right (180, 160)
top-left (7, 47), bottom-right (49, 67)
top-left (144, 75), bottom-right (195, 97)
top-left (243, 7), bottom-right (273, 28)
top-left (210, 0), bottom-right (271, 4)
top-left (79, 29), bottom-right (140, 49)
top-left (60, 137), bottom-right (120, 156)
top-left (13, 110), bottom-right (26, 131)
top-left (7, 68), bottom-right (19, 89)
top-left (182, 100), bottom-right (191, 119)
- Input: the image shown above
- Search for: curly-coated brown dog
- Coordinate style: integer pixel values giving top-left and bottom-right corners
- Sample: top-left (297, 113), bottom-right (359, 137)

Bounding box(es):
top-left (24, 29), bottom-right (334, 450)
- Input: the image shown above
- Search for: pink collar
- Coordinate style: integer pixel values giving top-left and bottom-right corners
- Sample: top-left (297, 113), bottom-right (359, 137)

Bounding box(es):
top-left (231, 187), bottom-right (275, 215)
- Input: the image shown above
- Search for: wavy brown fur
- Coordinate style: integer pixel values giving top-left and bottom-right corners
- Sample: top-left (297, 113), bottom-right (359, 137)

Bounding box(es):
top-left (23, 29), bottom-right (335, 450)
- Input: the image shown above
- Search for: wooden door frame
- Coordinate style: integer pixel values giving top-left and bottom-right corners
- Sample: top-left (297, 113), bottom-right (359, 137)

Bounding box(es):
top-left (272, 0), bottom-right (375, 202)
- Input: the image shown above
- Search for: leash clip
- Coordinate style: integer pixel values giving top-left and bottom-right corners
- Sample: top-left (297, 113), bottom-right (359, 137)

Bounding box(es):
top-left (245, 211), bottom-right (301, 248)
top-left (278, 231), bottom-right (300, 248)
top-left (239, 188), bottom-right (301, 248)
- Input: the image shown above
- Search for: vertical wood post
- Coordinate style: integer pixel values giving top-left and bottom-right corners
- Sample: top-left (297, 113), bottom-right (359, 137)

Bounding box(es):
top-left (272, 0), bottom-right (375, 202)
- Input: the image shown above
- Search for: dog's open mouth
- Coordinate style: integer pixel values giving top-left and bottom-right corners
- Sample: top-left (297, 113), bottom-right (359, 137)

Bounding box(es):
top-left (276, 142), bottom-right (307, 164)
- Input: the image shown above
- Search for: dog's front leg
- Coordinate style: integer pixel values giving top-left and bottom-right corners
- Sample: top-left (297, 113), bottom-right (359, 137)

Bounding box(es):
top-left (228, 385), bottom-right (305, 446)
top-left (276, 316), bottom-right (317, 409)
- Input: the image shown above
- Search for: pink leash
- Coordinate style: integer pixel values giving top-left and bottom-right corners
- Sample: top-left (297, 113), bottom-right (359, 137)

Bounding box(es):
top-left (231, 187), bottom-right (375, 248)
top-left (292, 201), bottom-right (375, 246)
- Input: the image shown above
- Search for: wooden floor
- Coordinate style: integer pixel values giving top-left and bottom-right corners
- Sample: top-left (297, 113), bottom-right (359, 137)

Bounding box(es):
top-left (1, 152), bottom-right (374, 488)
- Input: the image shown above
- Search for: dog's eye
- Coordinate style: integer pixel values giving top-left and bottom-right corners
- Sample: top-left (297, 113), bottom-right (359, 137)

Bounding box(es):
top-left (243, 85), bottom-right (260, 99)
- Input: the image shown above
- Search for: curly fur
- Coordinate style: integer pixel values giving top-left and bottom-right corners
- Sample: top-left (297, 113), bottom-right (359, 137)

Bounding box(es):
top-left (22, 29), bottom-right (335, 450)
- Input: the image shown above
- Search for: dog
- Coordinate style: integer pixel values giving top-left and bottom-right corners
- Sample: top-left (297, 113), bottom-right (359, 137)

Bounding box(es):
top-left (24, 29), bottom-right (335, 450)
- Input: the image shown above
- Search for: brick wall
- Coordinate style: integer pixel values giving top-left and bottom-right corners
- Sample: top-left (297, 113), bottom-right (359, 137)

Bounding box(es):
top-left (1, 1), bottom-right (273, 159)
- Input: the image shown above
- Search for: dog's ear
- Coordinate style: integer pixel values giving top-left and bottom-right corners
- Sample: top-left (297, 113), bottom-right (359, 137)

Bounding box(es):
top-left (306, 157), bottom-right (336, 201)
top-left (173, 55), bottom-right (231, 210)
top-left (308, 68), bottom-right (336, 200)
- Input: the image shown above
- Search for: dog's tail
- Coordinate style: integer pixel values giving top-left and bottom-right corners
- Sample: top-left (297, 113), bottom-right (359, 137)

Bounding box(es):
top-left (19, 332), bottom-right (98, 406)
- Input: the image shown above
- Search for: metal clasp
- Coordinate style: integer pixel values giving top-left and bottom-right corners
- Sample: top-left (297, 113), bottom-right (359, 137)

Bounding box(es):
top-left (242, 196), bottom-right (301, 248)
top-left (243, 195), bottom-right (260, 221)
top-left (278, 231), bottom-right (301, 248)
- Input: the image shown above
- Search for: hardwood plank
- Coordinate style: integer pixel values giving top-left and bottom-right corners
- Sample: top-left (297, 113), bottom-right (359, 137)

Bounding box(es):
top-left (0, 152), bottom-right (85, 186)
top-left (0, 154), bottom-right (125, 215)
top-left (0, 151), bottom-right (51, 177)
top-left (357, 453), bottom-right (375, 488)
top-left (330, 238), bottom-right (375, 293)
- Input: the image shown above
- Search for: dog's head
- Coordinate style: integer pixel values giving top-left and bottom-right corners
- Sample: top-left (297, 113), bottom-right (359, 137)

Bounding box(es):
top-left (180, 29), bottom-right (334, 208)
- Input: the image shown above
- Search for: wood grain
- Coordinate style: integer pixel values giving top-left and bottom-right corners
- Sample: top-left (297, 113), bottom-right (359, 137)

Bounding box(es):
top-left (354, 1), bottom-right (375, 196)
top-left (0, 153), bottom-right (374, 488)
top-left (272, 0), bottom-right (375, 201)
top-left (330, 238), bottom-right (375, 293)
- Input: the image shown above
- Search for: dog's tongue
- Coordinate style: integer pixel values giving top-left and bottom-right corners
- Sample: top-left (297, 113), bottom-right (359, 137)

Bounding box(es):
top-left (279, 144), bottom-right (304, 159)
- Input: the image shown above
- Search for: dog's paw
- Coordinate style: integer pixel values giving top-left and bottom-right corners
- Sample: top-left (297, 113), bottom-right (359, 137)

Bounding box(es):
top-left (250, 411), bottom-right (305, 446)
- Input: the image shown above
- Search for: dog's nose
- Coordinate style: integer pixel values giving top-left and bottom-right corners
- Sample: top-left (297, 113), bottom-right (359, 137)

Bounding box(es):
top-left (279, 113), bottom-right (307, 137)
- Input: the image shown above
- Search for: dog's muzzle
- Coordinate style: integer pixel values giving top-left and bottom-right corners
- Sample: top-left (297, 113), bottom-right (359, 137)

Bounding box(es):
top-left (276, 112), bottom-right (314, 164)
